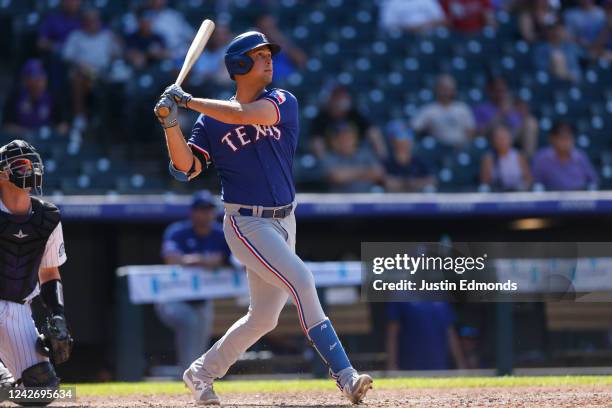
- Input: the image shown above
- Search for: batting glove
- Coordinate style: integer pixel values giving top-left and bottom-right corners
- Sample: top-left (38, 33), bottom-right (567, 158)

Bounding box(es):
top-left (164, 84), bottom-right (192, 108)
top-left (154, 96), bottom-right (178, 129)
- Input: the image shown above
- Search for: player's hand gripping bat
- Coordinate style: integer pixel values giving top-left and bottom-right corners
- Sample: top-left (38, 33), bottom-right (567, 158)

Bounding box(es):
top-left (157, 19), bottom-right (215, 117)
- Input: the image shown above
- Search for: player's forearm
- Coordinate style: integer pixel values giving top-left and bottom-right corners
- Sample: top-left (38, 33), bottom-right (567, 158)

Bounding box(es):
top-left (164, 125), bottom-right (194, 172)
top-left (362, 166), bottom-right (385, 182)
top-left (327, 168), bottom-right (362, 184)
top-left (187, 98), bottom-right (247, 124)
top-left (39, 266), bottom-right (61, 284)
top-left (39, 268), bottom-right (65, 316)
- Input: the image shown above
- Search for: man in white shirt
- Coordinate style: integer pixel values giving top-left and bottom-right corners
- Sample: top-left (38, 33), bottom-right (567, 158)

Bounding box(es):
top-left (411, 74), bottom-right (476, 148)
top-left (148, 0), bottom-right (195, 59)
top-left (379, 0), bottom-right (447, 33)
top-left (63, 8), bottom-right (120, 129)
top-left (0, 140), bottom-right (72, 404)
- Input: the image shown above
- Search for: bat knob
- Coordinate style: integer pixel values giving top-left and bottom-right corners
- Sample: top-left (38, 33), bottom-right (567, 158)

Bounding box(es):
top-left (157, 106), bottom-right (170, 118)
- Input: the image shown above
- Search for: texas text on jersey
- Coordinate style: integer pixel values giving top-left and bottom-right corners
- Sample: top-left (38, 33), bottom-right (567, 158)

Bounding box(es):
top-left (187, 88), bottom-right (298, 207)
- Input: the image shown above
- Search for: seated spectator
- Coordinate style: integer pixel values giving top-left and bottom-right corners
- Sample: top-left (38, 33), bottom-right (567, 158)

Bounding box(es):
top-left (440, 0), bottom-right (496, 33)
top-left (384, 120), bottom-right (436, 192)
top-left (591, 0), bottom-right (612, 61)
top-left (518, 0), bottom-right (558, 42)
top-left (37, 0), bottom-right (82, 98)
top-left (473, 77), bottom-right (539, 157)
top-left (411, 74), bottom-right (476, 148)
top-left (534, 22), bottom-right (583, 82)
top-left (63, 9), bottom-right (122, 128)
top-left (187, 24), bottom-right (233, 88)
top-left (321, 122), bottom-right (385, 193)
top-left (564, 0), bottom-right (606, 50)
top-left (155, 191), bottom-right (232, 371)
top-left (379, 0), bottom-right (447, 34)
top-left (147, 0), bottom-right (195, 59)
top-left (125, 9), bottom-right (169, 70)
top-left (255, 7), bottom-right (308, 82)
top-left (480, 125), bottom-right (532, 191)
top-left (386, 302), bottom-right (467, 370)
top-left (2, 60), bottom-right (68, 137)
top-left (310, 84), bottom-right (387, 159)
top-left (37, 0), bottom-right (82, 55)
top-left (532, 121), bottom-right (598, 190)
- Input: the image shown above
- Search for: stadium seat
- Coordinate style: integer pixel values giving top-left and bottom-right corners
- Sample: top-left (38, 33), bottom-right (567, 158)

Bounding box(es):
top-left (437, 151), bottom-right (480, 192)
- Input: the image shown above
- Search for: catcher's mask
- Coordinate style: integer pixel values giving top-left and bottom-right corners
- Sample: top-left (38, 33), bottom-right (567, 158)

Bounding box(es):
top-left (0, 140), bottom-right (44, 195)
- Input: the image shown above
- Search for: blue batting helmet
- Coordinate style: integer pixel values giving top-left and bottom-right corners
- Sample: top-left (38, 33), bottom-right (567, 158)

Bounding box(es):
top-left (224, 31), bottom-right (280, 80)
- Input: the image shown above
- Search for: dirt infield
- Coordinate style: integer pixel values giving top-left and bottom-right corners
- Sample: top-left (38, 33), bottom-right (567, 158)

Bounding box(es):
top-left (32, 384), bottom-right (612, 407)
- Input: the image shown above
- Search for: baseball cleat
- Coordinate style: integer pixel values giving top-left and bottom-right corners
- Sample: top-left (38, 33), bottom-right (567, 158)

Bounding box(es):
top-left (183, 368), bottom-right (220, 405)
top-left (0, 365), bottom-right (14, 388)
top-left (0, 366), bottom-right (14, 402)
top-left (342, 373), bottom-right (373, 404)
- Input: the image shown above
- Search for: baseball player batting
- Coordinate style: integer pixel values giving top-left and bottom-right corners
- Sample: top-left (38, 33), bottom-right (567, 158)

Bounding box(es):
top-left (154, 31), bottom-right (373, 405)
top-left (0, 140), bottom-right (73, 405)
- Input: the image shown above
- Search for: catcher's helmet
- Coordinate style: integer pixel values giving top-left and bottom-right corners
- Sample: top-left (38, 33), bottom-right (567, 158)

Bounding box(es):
top-left (224, 31), bottom-right (280, 80)
top-left (0, 140), bottom-right (44, 195)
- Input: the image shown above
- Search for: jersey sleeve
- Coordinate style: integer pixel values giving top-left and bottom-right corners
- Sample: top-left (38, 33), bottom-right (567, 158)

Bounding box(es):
top-left (187, 114), bottom-right (212, 167)
top-left (161, 223), bottom-right (184, 258)
top-left (263, 89), bottom-right (298, 128)
top-left (40, 222), bottom-right (67, 268)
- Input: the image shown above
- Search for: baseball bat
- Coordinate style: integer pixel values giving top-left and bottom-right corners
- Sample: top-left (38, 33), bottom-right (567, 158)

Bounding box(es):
top-left (158, 19), bottom-right (216, 117)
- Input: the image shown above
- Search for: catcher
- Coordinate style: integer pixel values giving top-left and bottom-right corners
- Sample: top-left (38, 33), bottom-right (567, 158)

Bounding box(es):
top-left (0, 140), bottom-right (73, 405)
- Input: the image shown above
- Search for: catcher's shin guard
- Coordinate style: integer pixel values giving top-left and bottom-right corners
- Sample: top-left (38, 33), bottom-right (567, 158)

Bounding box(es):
top-left (15, 362), bottom-right (59, 407)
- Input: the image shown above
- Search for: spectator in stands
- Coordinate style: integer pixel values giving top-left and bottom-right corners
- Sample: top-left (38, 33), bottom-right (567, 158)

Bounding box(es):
top-left (440, 0), bottom-right (496, 33)
top-left (532, 121), bottom-right (598, 190)
top-left (518, 0), bottom-right (558, 43)
top-left (311, 84), bottom-right (387, 160)
top-left (591, 0), bottom-right (612, 61)
top-left (63, 9), bottom-right (122, 129)
top-left (534, 22), bottom-right (583, 82)
top-left (124, 9), bottom-right (169, 71)
top-left (473, 77), bottom-right (539, 157)
top-left (37, 0), bottom-right (82, 55)
top-left (155, 191), bottom-right (232, 372)
top-left (254, 7), bottom-right (308, 83)
top-left (564, 0), bottom-right (606, 50)
top-left (37, 0), bottom-right (82, 99)
top-left (2, 59), bottom-right (68, 137)
top-left (321, 122), bottom-right (385, 193)
top-left (147, 0), bottom-right (195, 59)
top-left (480, 124), bottom-right (532, 191)
top-left (379, 0), bottom-right (447, 34)
top-left (383, 120), bottom-right (436, 192)
top-left (187, 24), bottom-right (233, 86)
top-left (411, 74), bottom-right (476, 148)
top-left (386, 302), bottom-right (467, 370)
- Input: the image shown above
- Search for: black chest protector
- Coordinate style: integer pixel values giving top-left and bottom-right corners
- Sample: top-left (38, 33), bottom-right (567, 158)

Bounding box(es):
top-left (0, 197), bottom-right (60, 302)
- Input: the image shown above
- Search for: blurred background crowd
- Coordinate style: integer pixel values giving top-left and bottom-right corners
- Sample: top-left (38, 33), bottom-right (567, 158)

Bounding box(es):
top-left (1, 0), bottom-right (611, 195)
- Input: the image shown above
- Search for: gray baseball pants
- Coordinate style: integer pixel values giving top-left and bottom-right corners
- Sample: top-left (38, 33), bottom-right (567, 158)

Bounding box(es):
top-left (190, 203), bottom-right (327, 379)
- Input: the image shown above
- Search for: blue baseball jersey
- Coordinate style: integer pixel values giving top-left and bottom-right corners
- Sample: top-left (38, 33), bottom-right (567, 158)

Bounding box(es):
top-left (187, 88), bottom-right (299, 207)
top-left (161, 220), bottom-right (231, 260)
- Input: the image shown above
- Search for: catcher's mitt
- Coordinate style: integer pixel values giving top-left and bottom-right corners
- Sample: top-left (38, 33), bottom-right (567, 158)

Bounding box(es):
top-left (36, 315), bottom-right (73, 365)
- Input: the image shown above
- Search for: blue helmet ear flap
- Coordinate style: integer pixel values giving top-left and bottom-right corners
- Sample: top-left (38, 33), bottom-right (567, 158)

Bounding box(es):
top-left (225, 54), bottom-right (254, 79)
